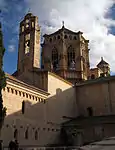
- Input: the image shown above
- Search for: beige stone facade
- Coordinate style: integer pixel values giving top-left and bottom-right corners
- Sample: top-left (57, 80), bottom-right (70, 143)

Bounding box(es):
top-left (17, 13), bottom-right (41, 75)
top-left (1, 72), bottom-right (77, 147)
top-left (63, 77), bottom-right (115, 146)
top-left (2, 74), bottom-right (49, 146)
top-left (89, 68), bottom-right (102, 79)
top-left (76, 76), bottom-right (115, 116)
top-left (1, 12), bottom-right (114, 148)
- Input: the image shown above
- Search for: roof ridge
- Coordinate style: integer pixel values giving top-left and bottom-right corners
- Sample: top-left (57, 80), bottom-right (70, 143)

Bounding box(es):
top-left (97, 57), bottom-right (109, 67)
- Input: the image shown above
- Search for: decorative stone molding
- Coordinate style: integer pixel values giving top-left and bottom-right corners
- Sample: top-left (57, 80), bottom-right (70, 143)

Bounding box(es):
top-left (3, 86), bottom-right (46, 103)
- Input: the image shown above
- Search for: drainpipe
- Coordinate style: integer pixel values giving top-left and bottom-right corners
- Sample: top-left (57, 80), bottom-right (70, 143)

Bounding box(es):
top-left (107, 81), bottom-right (112, 114)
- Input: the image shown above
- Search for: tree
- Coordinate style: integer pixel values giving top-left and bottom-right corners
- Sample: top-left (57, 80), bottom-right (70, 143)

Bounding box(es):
top-left (0, 22), bottom-right (6, 134)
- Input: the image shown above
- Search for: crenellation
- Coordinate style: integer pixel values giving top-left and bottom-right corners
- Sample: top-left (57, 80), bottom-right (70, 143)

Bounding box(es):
top-left (19, 91), bottom-right (21, 96)
top-left (29, 94), bottom-right (31, 99)
top-left (3, 84), bottom-right (46, 105)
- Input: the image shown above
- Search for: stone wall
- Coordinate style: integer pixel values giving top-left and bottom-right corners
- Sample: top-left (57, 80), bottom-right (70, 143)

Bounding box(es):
top-left (47, 72), bottom-right (78, 124)
top-left (1, 73), bottom-right (77, 147)
top-left (64, 115), bottom-right (115, 146)
top-left (76, 77), bottom-right (115, 117)
top-left (1, 77), bottom-right (49, 146)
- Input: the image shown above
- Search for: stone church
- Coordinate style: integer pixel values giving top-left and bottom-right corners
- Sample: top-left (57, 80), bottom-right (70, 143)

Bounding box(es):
top-left (1, 13), bottom-right (115, 148)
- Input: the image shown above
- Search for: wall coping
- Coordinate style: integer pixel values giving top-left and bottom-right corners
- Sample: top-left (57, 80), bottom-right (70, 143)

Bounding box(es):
top-left (76, 75), bottom-right (115, 87)
top-left (48, 72), bottom-right (73, 86)
top-left (63, 115), bottom-right (115, 127)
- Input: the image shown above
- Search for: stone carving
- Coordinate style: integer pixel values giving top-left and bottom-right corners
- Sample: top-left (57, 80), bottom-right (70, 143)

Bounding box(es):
top-left (70, 60), bottom-right (75, 70)
top-left (25, 41), bottom-right (30, 54)
top-left (25, 34), bottom-right (30, 41)
top-left (53, 60), bottom-right (58, 70)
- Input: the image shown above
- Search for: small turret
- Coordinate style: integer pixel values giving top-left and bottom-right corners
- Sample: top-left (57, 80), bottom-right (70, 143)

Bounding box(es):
top-left (97, 57), bottom-right (110, 77)
top-left (97, 57), bottom-right (109, 67)
top-left (62, 21), bottom-right (65, 29)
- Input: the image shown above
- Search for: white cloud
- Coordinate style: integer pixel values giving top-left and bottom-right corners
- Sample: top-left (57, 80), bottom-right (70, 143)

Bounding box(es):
top-left (0, 0), bottom-right (6, 8)
top-left (8, 45), bottom-right (15, 52)
top-left (0, 0), bottom-right (9, 13)
top-left (25, 0), bottom-right (115, 72)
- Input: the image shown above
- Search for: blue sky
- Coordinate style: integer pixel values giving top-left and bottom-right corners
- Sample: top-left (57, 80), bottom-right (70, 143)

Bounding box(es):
top-left (1, 0), bottom-right (115, 74)
top-left (1, 0), bottom-right (28, 74)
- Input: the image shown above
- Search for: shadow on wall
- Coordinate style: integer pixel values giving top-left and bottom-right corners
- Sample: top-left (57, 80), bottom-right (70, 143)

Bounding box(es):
top-left (1, 86), bottom-right (78, 147)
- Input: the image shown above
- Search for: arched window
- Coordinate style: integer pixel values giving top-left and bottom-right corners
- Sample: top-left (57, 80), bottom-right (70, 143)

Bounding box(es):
top-left (64, 35), bottom-right (67, 39)
top-left (74, 36), bottom-right (77, 40)
top-left (87, 107), bottom-right (93, 116)
top-left (21, 25), bottom-right (24, 32)
top-left (14, 129), bottom-right (18, 139)
top-left (91, 74), bottom-right (95, 79)
top-left (25, 129), bottom-right (29, 139)
top-left (67, 46), bottom-right (75, 67)
top-left (35, 130), bottom-right (38, 140)
top-left (22, 101), bottom-right (25, 114)
top-left (100, 73), bottom-right (105, 77)
top-left (57, 35), bottom-right (60, 39)
top-left (25, 40), bottom-right (30, 54)
top-left (52, 48), bottom-right (58, 70)
top-left (49, 38), bottom-right (52, 42)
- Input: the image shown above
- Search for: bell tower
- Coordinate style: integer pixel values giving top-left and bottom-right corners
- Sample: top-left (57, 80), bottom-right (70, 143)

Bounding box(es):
top-left (17, 13), bottom-right (40, 75)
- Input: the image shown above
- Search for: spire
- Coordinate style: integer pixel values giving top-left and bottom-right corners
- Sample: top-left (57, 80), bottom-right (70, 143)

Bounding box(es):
top-left (28, 8), bottom-right (31, 13)
top-left (25, 8), bottom-right (33, 18)
top-left (62, 21), bottom-right (65, 28)
top-left (101, 57), bottom-right (103, 61)
top-left (97, 56), bottom-right (109, 68)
